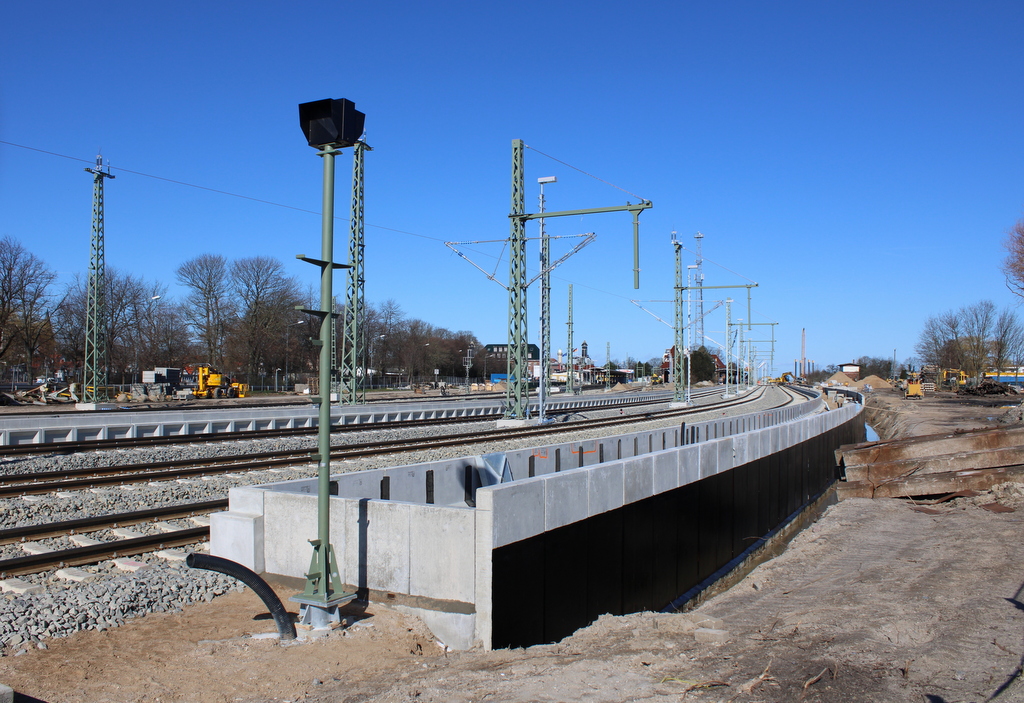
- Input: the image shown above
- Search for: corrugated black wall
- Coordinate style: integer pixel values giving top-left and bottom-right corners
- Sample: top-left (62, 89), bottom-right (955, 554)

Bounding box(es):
top-left (491, 417), bottom-right (863, 648)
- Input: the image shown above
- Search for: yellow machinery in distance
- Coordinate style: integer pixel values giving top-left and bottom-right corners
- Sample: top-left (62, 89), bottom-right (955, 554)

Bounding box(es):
top-left (193, 365), bottom-right (250, 399)
top-left (904, 371), bottom-right (924, 399)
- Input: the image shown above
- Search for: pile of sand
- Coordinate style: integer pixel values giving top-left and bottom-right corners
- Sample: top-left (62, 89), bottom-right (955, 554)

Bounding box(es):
top-left (826, 371), bottom-right (855, 386)
top-left (853, 374), bottom-right (892, 390)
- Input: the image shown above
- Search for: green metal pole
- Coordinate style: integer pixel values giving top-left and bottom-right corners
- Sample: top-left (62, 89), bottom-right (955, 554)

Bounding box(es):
top-left (318, 145), bottom-right (335, 550)
top-left (294, 144), bottom-right (353, 615)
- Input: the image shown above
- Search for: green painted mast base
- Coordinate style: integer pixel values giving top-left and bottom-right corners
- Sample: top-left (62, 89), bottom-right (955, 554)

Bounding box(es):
top-left (291, 539), bottom-right (354, 606)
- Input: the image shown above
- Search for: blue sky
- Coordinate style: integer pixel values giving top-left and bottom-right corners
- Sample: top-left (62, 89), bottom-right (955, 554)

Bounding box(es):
top-left (2, 1), bottom-right (1023, 374)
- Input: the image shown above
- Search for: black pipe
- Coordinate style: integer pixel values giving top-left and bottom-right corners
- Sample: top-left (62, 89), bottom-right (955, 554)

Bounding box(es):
top-left (186, 553), bottom-right (296, 641)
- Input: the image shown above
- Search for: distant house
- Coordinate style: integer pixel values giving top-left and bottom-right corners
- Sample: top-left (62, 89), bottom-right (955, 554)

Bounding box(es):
top-left (839, 363), bottom-right (861, 382)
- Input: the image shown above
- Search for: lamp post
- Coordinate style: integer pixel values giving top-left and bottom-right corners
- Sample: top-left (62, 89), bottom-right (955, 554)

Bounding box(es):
top-left (293, 97), bottom-right (363, 629)
top-left (369, 334), bottom-right (385, 390)
top-left (537, 176), bottom-right (556, 422)
top-left (284, 320), bottom-right (306, 390)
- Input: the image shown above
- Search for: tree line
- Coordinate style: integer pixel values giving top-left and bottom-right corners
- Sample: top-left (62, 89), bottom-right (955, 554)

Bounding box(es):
top-left (0, 237), bottom-right (483, 387)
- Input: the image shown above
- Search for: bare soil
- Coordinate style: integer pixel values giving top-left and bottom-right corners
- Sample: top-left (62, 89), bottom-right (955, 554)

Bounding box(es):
top-left (4, 391), bottom-right (1024, 702)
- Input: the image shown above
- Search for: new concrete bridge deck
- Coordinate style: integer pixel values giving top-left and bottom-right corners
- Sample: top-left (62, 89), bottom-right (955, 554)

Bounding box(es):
top-left (212, 389), bottom-right (865, 650)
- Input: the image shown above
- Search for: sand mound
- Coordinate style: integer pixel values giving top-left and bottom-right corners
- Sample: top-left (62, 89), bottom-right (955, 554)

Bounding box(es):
top-left (854, 374), bottom-right (891, 390)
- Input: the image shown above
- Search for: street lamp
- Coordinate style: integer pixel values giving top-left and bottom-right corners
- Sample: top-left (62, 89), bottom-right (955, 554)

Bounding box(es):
top-left (464, 344), bottom-right (475, 394)
top-left (284, 320), bottom-right (306, 390)
top-left (369, 334), bottom-right (385, 390)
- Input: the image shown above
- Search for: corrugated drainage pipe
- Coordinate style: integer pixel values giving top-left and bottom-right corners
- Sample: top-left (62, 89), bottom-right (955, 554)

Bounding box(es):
top-left (186, 553), bottom-right (296, 641)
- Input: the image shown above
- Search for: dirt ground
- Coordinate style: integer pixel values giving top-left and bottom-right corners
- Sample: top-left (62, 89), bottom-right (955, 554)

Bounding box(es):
top-left (4, 389), bottom-right (1024, 702)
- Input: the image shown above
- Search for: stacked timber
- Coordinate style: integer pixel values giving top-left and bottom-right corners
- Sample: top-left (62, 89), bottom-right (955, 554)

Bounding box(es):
top-left (836, 426), bottom-right (1024, 499)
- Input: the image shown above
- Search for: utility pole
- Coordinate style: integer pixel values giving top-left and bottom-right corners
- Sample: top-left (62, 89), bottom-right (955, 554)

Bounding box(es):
top-left (82, 155), bottom-right (114, 406)
top-left (694, 231), bottom-right (705, 347)
top-left (671, 233), bottom-right (687, 406)
top-left (723, 298), bottom-right (733, 398)
top-left (538, 176), bottom-right (556, 421)
top-left (566, 284), bottom-right (575, 396)
top-left (342, 140), bottom-right (370, 404)
top-left (605, 342), bottom-right (611, 391)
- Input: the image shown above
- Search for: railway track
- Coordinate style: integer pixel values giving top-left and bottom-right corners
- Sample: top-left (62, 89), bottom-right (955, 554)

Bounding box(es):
top-left (0, 387), bottom-right (768, 496)
top-left (0, 391), bottom-right (694, 457)
top-left (0, 385), bottom-right (813, 579)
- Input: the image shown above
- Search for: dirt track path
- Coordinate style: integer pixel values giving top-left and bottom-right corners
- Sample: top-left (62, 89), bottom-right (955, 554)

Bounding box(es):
top-left (3, 390), bottom-right (1024, 702)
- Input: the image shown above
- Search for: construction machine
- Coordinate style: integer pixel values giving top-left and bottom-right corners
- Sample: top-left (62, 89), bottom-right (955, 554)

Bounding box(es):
top-left (904, 372), bottom-right (924, 400)
top-left (192, 365), bottom-right (250, 399)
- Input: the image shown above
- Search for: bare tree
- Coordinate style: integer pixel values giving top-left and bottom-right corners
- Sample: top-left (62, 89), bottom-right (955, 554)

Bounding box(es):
top-left (0, 237), bottom-right (57, 370)
top-left (228, 256), bottom-right (302, 381)
top-left (176, 254), bottom-right (233, 367)
top-left (916, 311), bottom-right (964, 369)
top-left (991, 307), bottom-right (1024, 377)
top-left (959, 300), bottom-right (997, 380)
top-left (1003, 218), bottom-right (1024, 298)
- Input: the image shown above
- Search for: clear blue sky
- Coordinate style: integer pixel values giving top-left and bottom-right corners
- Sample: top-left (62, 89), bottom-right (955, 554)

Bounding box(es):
top-left (3, 1), bottom-right (1023, 374)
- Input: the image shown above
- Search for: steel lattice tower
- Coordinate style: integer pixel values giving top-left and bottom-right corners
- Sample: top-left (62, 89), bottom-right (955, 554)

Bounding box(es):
top-left (341, 140), bottom-right (369, 404)
top-left (83, 155), bottom-right (114, 403)
top-left (505, 139), bottom-right (529, 418)
top-left (673, 235), bottom-right (685, 403)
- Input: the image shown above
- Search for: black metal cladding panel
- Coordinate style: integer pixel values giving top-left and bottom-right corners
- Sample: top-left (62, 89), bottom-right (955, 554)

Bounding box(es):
top-left (650, 491), bottom-right (684, 608)
top-left (769, 451), bottom-right (783, 528)
top-left (732, 462), bottom-right (760, 560)
top-left (586, 510), bottom-right (624, 618)
top-left (756, 457), bottom-right (771, 537)
top-left (543, 525), bottom-right (591, 643)
top-left (622, 499), bottom-right (656, 613)
top-left (492, 538), bottom-right (544, 649)
top-left (675, 482), bottom-right (701, 596)
top-left (714, 471), bottom-right (734, 569)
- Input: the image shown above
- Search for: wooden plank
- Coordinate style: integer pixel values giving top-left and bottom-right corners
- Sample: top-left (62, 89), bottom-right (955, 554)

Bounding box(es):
top-left (871, 465), bottom-right (1024, 499)
top-left (845, 447), bottom-right (1024, 483)
top-left (836, 426), bottom-right (1024, 468)
top-left (836, 480), bottom-right (874, 500)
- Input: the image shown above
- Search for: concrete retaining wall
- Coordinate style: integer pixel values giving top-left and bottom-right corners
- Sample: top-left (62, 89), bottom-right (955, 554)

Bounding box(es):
top-left (213, 392), bottom-right (862, 649)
